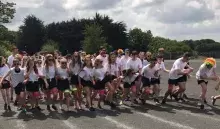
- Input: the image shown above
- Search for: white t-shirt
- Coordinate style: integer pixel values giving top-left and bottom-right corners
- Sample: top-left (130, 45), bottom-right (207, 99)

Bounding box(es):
top-left (92, 67), bottom-right (106, 81)
top-left (142, 60), bottom-right (149, 67)
top-left (196, 63), bottom-right (212, 80)
top-left (57, 67), bottom-right (69, 79)
top-left (123, 73), bottom-right (139, 84)
top-left (10, 67), bottom-right (25, 87)
top-left (169, 58), bottom-right (187, 79)
top-left (126, 58), bottom-right (142, 73)
top-left (25, 70), bottom-right (38, 82)
top-left (37, 66), bottom-right (44, 76)
top-left (107, 63), bottom-right (119, 76)
top-left (69, 63), bottom-right (81, 75)
top-left (119, 55), bottom-right (131, 71)
top-left (78, 67), bottom-right (93, 81)
top-left (155, 62), bottom-right (166, 76)
top-left (43, 65), bottom-right (56, 79)
top-left (0, 65), bottom-right (10, 80)
top-left (7, 55), bottom-right (14, 68)
top-left (96, 54), bottom-right (109, 70)
top-left (142, 64), bottom-right (157, 79)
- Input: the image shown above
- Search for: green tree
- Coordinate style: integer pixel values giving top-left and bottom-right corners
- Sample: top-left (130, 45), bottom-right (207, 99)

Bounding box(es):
top-left (41, 40), bottom-right (59, 53)
top-left (0, 1), bottom-right (16, 23)
top-left (17, 15), bottom-right (45, 54)
top-left (128, 28), bottom-right (152, 51)
top-left (82, 24), bottom-right (109, 54)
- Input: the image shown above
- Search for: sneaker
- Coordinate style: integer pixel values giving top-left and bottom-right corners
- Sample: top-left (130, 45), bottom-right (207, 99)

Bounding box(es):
top-left (4, 104), bottom-right (7, 110)
top-left (172, 94), bottom-right (179, 101)
top-left (110, 102), bottom-right (116, 108)
top-left (204, 99), bottom-right (207, 104)
top-left (89, 107), bottom-right (95, 111)
top-left (8, 106), bottom-right (11, 111)
top-left (36, 106), bottom-right (42, 111)
top-left (161, 99), bottom-right (166, 104)
top-left (14, 100), bottom-right (18, 106)
top-left (200, 104), bottom-right (204, 109)
top-left (52, 105), bottom-right (58, 111)
top-left (183, 94), bottom-right (189, 99)
top-left (179, 98), bottom-right (186, 103)
top-left (154, 99), bottom-right (160, 104)
top-left (22, 108), bottom-right (27, 113)
top-left (212, 96), bottom-right (216, 105)
top-left (47, 105), bottom-right (51, 111)
top-left (140, 98), bottom-right (145, 105)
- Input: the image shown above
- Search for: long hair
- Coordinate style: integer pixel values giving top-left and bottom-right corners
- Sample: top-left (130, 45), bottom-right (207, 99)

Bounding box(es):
top-left (70, 52), bottom-right (82, 68)
top-left (26, 57), bottom-right (38, 74)
top-left (44, 54), bottom-right (56, 73)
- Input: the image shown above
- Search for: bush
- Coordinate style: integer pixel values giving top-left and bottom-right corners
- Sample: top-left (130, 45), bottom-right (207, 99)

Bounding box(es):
top-left (41, 40), bottom-right (59, 53)
top-left (0, 45), bottom-right (11, 57)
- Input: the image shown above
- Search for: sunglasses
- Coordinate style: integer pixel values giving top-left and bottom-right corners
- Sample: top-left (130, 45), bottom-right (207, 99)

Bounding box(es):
top-left (14, 63), bottom-right (20, 66)
top-left (48, 59), bottom-right (53, 61)
top-left (61, 62), bottom-right (67, 64)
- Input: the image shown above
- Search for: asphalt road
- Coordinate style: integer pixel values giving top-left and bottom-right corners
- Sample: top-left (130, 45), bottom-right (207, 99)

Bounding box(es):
top-left (1, 60), bottom-right (220, 129)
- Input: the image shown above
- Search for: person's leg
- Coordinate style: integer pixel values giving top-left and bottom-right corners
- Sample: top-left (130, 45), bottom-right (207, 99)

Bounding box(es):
top-left (199, 82), bottom-right (207, 109)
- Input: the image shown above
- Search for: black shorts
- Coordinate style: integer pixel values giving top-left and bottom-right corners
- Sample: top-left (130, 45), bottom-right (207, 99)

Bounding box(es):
top-left (45, 78), bottom-right (57, 90)
top-left (142, 77), bottom-right (160, 87)
top-left (109, 75), bottom-right (117, 81)
top-left (142, 77), bottom-right (151, 87)
top-left (14, 83), bottom-right (25, 95)
top-left (1, 80), bottom-right (10, 89)
top-left (70, 75), bottom-right (79, 85)
top-left (38, 78), bottom-right (45, 89)
top-left (81, 78), bottom-right (93, 88)
top-left (26, 81), bottom-right (39, 92)
top-left (57, 79), bottom-right (70, 91)
top-left (168, 79), bottom-right (178, 85)
top-left (94, 76), bottom-right (111, 90)
top-left (151, 78), bottom-right (160, 85)
top-left (177, 76), bottom-right (186, 83)
top-left (197, 80), bottom-right (208, 85)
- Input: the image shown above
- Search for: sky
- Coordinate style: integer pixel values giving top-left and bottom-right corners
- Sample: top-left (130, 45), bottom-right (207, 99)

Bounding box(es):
top-left (3, 0), bottom-right (220, 41)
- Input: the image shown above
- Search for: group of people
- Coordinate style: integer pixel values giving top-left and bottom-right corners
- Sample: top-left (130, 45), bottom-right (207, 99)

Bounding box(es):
top-left (0, 46), bottom-right (220, 114)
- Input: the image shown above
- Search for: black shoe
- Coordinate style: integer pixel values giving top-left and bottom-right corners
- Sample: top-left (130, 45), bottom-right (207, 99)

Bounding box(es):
top-left (172, 94), bottom-right (179, 101)
top-left (200, 104), bottom-right (204, 109)
top-left (161, 99), bottom-right (166, 104)
top-left (8, 106), bottom-right (11, 111)
top-left (140, 98), bottom-right (145, 105)
top-left (52, 105), bottom-right (58, 111)
top-left (179, 98), bottom-right (186, 102)
top-left (98, 104), bottom-right (102, 109)
top-left (4, 104), bottom-right (7, 110)
top-left (14, 100), bottom-right (18, 106)
top-left (204, 99), bottom-right (207, 104)
top-left (154, 99), bottom-right (160, 104)
top-left (110, 102), bottom-right (116, 108)
top-left (47, 105), bottom-right (51, 111)
top-left (212, 97), bottom-right (216, 105)
top-left (36, 106), bottom-right (42, 111)
top-left (183, 94), bottom-right (189, 99)
top-left (89, 107), bottom-right (95, 111)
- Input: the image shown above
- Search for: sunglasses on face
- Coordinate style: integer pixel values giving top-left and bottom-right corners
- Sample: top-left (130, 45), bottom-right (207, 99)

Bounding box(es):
top-left (14, 63), bottom-right (20, 66)
top-left (48, 59), bottom-right (53, 61)
top-left (61, 62), bottom-right (67, 65)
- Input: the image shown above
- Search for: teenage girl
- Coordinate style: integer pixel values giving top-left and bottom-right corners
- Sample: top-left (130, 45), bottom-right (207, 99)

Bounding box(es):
top-left (1, 58), bottom-right (26, 112)
top-left (0, 56), bottom-right (11, 111)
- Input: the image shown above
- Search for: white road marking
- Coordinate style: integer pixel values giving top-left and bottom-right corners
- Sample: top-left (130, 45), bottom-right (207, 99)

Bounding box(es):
top-left (55, 113), bottom-right (78, 129)
top-left (122, 105), bottom-right (195, 129)
top-left (96, 112), bottom-right (136, 129)
top-left (145, 100), bottom-right (220, 122)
